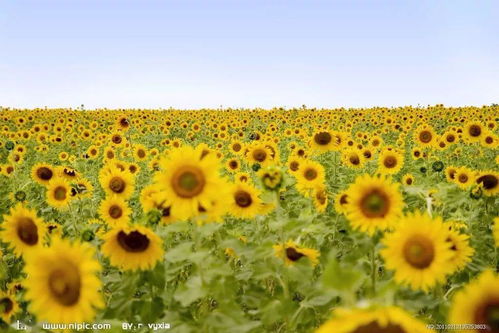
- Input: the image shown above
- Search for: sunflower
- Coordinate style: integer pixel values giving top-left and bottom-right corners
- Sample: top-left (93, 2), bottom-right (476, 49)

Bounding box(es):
top-left (309, 129), bottom-right (336, 152)
top-left (31, 162), bottom-right (55, 185)
top-left (0, 292), bottom-right (18, 323)
top-left (99, 166), bottom-right (135, 199)
top-left (46, 177), bottom-right (72, 209)
top-left (464, 121), bottom-right (484, 143)
top-left (334, 190), bottom-right (349, 215)
top-left (378, 148), bottom-right (404, 175)
top-left (342, 148), bottom-right (365, 169)
top-left (153, 145), bottom-right (230, 221)
top-left (295, 159), bottom-right (325, 196)
top-left (23, 238), bottom-right (103, 324)
top-left (381, 212), bottom-right (453, 292)
top-left (402, 173), bottom-right (415, 186)
top-left (445, 227), bottom-right (474, 272)
top-left (286, 156), bottom-right (301, 175)
top-left (494, 217), bottom-right (499, 248)
top-left (229, 141), bottom-right (244, 155)
top-left (133, 144), bottom-right (148, 161)
top-left (273, 240), bottom-right (319, 266)
top-left (0, 204), bottom-right (47, 257)
top-left (235, 171), bottom-right (252, 184)
top-left (228, 182), bottom-right (263, 219)
top-left (345, 174), bottom-right (403, 235)
top-left (312, 184), bottom-right (328, 213)
top-left (225, 158), bottom-right (240, 173)
top-left (449, 270), bottom-right (499, 332)
top-left (99, 195), bottom-right (131, 227)
top-left (476, 171), bottom-right (499, 196)
top-left (245, 143), bottom-right (273, 166)
top-left (101, 225), bottom-right (164, 271)
top-left (316, 306), bottom-right (432, 333)
top-left (445, 166), bottom-right (458, 182)
top-left (453, 166), bottom-right (475, 189)
top-left (414, 125), bottom-right (436, 147)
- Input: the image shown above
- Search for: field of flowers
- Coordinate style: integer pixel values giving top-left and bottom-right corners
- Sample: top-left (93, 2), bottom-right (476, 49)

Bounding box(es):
top-left (0, 106), bottom-right (498, 333)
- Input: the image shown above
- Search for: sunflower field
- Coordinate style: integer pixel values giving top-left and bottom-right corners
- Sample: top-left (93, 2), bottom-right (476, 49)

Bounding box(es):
top-left (0, 106), bottom-right (498, 333)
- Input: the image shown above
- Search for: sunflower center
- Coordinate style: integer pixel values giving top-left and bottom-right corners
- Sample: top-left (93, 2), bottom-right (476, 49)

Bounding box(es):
top-left (304, 168), bottom-right (318, 181)
top-left (120, 118), bottom-right (129, 127)
top-left (48, 262), bottom-right (81, 306)
top-left (109, 177), bottom-right (126, 193)
top-left (137, 149), bottom-right (146, 158)
top-left (16, 217), bottom-right (38, 246)
top-left (0, 297), bottom-right (14, 314)
top-left (109, 205), bottom-right (123, 219)
top-left (117, 231), bottom-right (150, 253)
top-left (350, 155), bottom-right (360, 165)
top-left (351, 321), bottom-right (406, 333)
top-left (469, 125), bottom-right (482, 137)
top-left (171, 166), bottom-right (206, 198)
top-left (253, 149), bottom-right (267, 162)
top-left (419, 131), bottom-right (432, 143)
top-left (316, 190), bottom-right (327, 205)
top-left (403, 235), bottom-right (435, 269)
top-left (477, 175), bottom-right (498, 190)
top-left (54, 186), bottom-right (67, 201)
top-left (285, 247), bottom-right (304, 262)
top-left (37, 167), bottom-right (53, 180)
top-left (405, 178), bottom-right (413, 185)
top-left (162, 207), bottom-right (171, 217)
top-left (458, 174), bottom-right (468, 183)
top-left (232, 143), bottom-right (241, 152)
top-left (446, 134), bottom-right (455, 143)
top-left (314, 132), bottom-right (332, 145)
top-left (112, 135), bottom-right (122, 144)
top-left (289, 161), bottom-right (299, 171)
top-left (229, 160), bottom-right (238, 169)
top-left (474, 299), bottom-right (499, 331)
top-left (383, 156), bottom-right (397, 168)
top-left (360, 190), bottom-right (389, 218)
top-left (340, 194), bottom-right (348, 205)
top-left (234, 190), bottom-right (252, 208)
top-left (363, 151), bottom-right (372, 159)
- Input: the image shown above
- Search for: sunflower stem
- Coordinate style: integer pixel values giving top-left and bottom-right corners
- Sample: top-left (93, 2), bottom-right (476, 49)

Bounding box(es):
top-left (371, 244), bottom-right (377, 296)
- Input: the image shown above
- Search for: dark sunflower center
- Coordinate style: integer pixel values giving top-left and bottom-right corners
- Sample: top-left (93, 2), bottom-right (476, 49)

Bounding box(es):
top-left (474, 299), bottom-right (499, 331)
top-left (290, 161), bottom-right (299, 171)
top-left (171, 166), bottom-right (206, 198)
top-left (406, 178), bottom-right (413, 185)
top-left (109, 205), bottom-right (123, 219)
top-left (363, 151), bottom-right (372, 159)
top-left (232, 143), bottom-right (241, 152)
top-left (446, 134), bottom-right (455, 143)
top-left (316, 190), bottom-right (327, 204)
top-left (350, 155), bottom-right (360, 165)
top-left (449, 169), bottom-right (456, 179)
top-left (458, 174), bottom-right (469, 183)
top-left (162, 206), bottom-right (171, 217)
top-left (285, 247), bottom-right (304, 262)
top-left (54, 186), bottom-right (67, 201)
top-left (414, 150), bottom-right (421, 157)
top-left (419, 131), bottom-right (432, 143)
top-left (112, 135), bottom-right (122, 144)
top-left (120, 118), bottom-right (129, 127)
top-left (253, 149), bottom-right (267, 162)
top-left (109, 177), bottom-right (126, 193)
top-left (235, 190), bottom-right (252, 208)
top-left (403, 235), bottom-right (435, 269)
top-left (360, 190), bottom-right (389, 218)
top-left (16, 217), bottom-right (38, 246)
top-left (477, 175), bottom-right (498, 190)
top-left (469, 125), bottom-right (482, 137)
top-left (351, 321), bottom-right (406, 333)
top-left (383, 156), bottom-right (397, 168)
top-left (117, 231), bottom-right (150, 253)
top-left (137, 149), bottom-right (146, 158)
top-left (37, 167), bottom-right (53, 180)
top-left (314, 132), bottom-right (332, 145)
top-left (48, 263), bottom-right (81, 306)
top-left (229, 160), bottom-right (238, 169)
top-left (485, 136), bottom-right (493, 144)
top-left (340, 194), bottom-right (348, 205)
top-left (304, 168), bottom-right (318, 181)
top-left (0, 297), bottom-right (14, 314)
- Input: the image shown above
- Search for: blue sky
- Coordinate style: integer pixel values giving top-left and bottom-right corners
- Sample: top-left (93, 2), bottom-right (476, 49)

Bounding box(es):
top-left (0, 0), bottom-right (497, 109)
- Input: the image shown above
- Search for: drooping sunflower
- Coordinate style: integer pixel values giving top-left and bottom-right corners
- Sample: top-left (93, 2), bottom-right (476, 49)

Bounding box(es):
top-left (445, 166), bottom-right (458, 183)
top-left (381, 212), bottom-right (453, 292)
top-left (476, 170), bottom-right (499, 196)
top-left (0, 204), bottom-right (47, 257)
top-left (46, 177), bottom-right (72, 209)
top-left (445, 227), bottom-right (474, 272)
top-left (345, 174), bottom-right (403, 235)
top-left (0, 292), bottom-right (18, 323)
top-left (31, 162), bottom-right (55, 185)
top-left (101, 225), bottom-right (163, 271)
top-left (228, 182), bottom-right (263, 219)
top-left (295, 159), bottom-right (325, 196)
top-left (449, 270), bottom-right (499, 332)
top-left (99, 166), bottom-right (135, 199)
top-left (153, 145), bottom-right (230, 221)
top-left (378, 148), bottom-right (404, 175)
top-left (99, 195), bottom-right (131, 227)
top-left (23, 238), bottom-right (103, 324)
top-left (316, 306), bottom-right (432, 333)
top-left (273, 240), bottom-right (320, 266)
top-left (312, 184), bottom-right (328, 213)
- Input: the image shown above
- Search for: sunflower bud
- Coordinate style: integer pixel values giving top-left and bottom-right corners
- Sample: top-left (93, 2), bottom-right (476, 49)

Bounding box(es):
top-left (147, 210), bottom-right (162, 225)
top-left (432, 161), bottom-right (444, 172)
top-left (5, 141), bottom-right (14, 150)
top-left (420, 167), bottom-right (427, 174)
top-left (81, 229), bottom-right (95, 242)
top-left (470, 186), bottom-right (482, 200)
top-left (14, 191), bottom-right (26, 202)
top-left (252, 163), bottom-right (261, 172)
